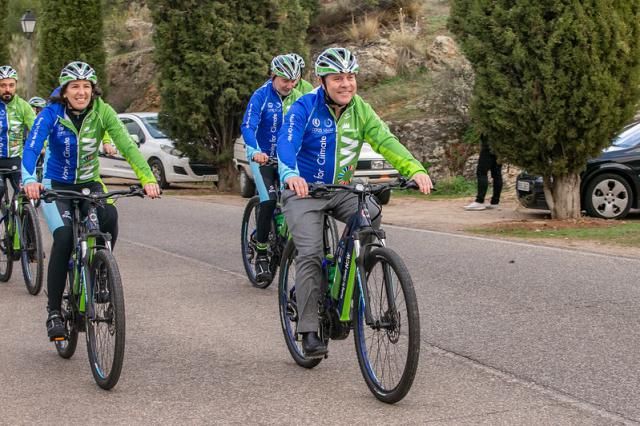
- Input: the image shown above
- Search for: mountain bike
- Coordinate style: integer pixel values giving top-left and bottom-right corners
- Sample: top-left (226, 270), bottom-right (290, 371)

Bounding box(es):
top-left (42, 185), bottom-right (145, 390)
top-left (240, 160), bottom-right (338, 289)
top-left (0, 166), bottom-right (44, 295)
top-left (278, 179), bottom-right (421, 404)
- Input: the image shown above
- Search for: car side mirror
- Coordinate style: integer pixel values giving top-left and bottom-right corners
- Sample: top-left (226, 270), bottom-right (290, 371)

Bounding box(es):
top-left (130, 134), bottom-right (141, 146)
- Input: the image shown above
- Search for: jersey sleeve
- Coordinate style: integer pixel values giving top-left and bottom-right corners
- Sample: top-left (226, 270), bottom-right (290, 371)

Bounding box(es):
top-left (361, 101), bottom-right (427, 179)
top-left (240, 90), bottom-right (265, 161)
top-left (101, 104), bottom-right (156, 185)
top-left (21, 109), bottom-right (53, 184)
top-left (277, 99), bottom-right (307, 183)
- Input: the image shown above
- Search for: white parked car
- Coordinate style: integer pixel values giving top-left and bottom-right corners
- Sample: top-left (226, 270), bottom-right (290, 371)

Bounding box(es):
top-left (233, 137), bottom-right (400, 204)
top-left (99, 112), bottom-right (218, 188)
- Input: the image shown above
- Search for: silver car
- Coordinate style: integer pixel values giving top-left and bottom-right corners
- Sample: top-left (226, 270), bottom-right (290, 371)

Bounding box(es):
top-left (100, 112), bottom-right (218, 188)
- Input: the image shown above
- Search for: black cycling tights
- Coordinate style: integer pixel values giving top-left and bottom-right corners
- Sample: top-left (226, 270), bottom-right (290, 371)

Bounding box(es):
top-left (256, 200), bottom-right (276, 244)
top-left (47, 204), bottom-right (118, 312)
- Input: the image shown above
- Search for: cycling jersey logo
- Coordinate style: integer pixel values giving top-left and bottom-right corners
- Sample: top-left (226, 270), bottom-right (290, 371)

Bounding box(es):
top-left (312, 118), bottom-right (320, 127)
top-left (268, 102), bottom-right (273, 109)
top-left (324, 118), bottom-right (333, 127)
top-left (337, 164), bottom-right (354, 184)
top-left (338, 135), bottom-right (359, 167)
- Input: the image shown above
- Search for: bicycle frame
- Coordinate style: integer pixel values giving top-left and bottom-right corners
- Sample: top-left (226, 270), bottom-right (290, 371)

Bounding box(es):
top-left (320, 185), bottom-right (398, 328)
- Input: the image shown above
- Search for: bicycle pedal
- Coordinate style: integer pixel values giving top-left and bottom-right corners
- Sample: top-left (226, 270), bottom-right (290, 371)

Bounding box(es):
top-left (50, 336), bottom-right (66, 342)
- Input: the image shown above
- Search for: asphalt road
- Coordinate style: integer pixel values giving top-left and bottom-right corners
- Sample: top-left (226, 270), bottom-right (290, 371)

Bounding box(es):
top-left (0, 195), bottom-right (639, 425)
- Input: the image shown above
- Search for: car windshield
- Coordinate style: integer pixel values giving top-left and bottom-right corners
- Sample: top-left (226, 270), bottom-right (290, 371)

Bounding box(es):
top-left (611, 122), bottom-right (640, 149)
top-left (140, 116), bottom-right (168, 139)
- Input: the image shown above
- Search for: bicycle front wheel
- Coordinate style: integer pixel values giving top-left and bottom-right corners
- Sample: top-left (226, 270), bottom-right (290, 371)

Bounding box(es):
top-left (278, 239), bottom-right (322, 369)
top-left (55, 269), bottom-right (79, 359)
top-left (354, 247), bottom-right (420, 404)
top-left (0, 195), bottom-right (13, 282)
top-left (86, 250), bottom-right (125, 390)
top-left (20, 202), bottom-right (44, 295)
top-left (240, 196), bottom-right (276, 288)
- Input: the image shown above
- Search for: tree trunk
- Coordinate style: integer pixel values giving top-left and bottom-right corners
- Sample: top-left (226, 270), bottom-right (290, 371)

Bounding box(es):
top-left (216, 160), bottom-right (239, 192)
top-left (542, 173), bottom-right (581, 219)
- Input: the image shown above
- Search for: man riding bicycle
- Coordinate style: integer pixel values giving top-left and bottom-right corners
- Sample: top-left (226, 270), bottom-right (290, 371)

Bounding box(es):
top-left (0, 66), bottom-right (36, 200)
top-left (277, 47), bottom-right (432, 357)
top-left (22, 61), bottom-right (161, 340)
top-left (240, 54), bottom-right (303, 282)
top-left (289, 53), bottom-right (314, 94)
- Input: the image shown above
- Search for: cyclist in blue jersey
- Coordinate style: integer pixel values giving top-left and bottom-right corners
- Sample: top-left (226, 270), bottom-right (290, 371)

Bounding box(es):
top-left (240, 54), bottom-right (302, 283)
top-left (22, 61), bottom-right (160, 340)
top-left (277, 47), bottom-right (432, 356)
top-left (0, 66), bottom-right (35, 200)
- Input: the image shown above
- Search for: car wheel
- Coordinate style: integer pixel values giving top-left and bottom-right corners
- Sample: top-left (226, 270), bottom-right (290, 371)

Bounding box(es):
top-left (374, 188), bottom-right (391, 205)
top-left (584, 173), bottom-right (632, 219)
top-left (149, 158), bottom-right (169, 189)
top-left (239, 168), bottom-right (256, 198)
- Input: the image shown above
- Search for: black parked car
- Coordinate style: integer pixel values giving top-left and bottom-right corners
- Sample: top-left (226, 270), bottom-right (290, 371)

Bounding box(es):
top-left (516, 121), bottom-right (640, 219)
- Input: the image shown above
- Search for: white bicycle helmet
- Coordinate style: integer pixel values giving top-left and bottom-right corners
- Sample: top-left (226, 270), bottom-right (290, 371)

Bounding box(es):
top-left (0, 65), bottom-right (18, 81)
top-left (28, 96), bottom-right (47, 108)
top-left (315, 47), bottom-right (359, 76)
top-left (288, 53), bottom-right (305, 69)
top-left (270, 55), bottom-right (301, 80)
top-left (59, 61), bottom-right (97, 87)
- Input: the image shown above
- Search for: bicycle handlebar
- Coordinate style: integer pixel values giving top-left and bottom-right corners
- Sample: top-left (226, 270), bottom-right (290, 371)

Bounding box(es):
top-left (40, 185), bottom-right (146, 203)
top-left (307, 178), bottom-right (420, 198)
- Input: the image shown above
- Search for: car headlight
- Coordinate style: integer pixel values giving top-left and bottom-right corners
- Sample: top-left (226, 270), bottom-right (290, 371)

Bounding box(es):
top-left (371, 160), bottom-right (384, 169)
top-left (161, 145), bottom-right (183, 157)
top-left (383, 161), bottom-right (393, 169)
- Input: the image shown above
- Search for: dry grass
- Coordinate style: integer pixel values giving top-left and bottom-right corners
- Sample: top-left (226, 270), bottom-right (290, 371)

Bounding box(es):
top-left (345, 13), bottom-right (382, 45)
top-left (389, 8), bottom-right (425, 75)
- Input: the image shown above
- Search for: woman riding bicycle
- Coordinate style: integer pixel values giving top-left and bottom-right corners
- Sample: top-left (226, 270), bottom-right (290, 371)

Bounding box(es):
top-left (21, 61), bottom-right (161, 340)
top-left (277, 47), bottom-right (432, 357)
top-left (240, 54), bottom-right (302, 282)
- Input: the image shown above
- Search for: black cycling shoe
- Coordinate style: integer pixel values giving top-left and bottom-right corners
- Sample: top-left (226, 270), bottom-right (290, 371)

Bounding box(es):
top-left (255, 253), bottom-right (272, 282)
top-left (46, 310), bottom-right (66, 341)
top-left (302, 332), bottom-right (328, 358)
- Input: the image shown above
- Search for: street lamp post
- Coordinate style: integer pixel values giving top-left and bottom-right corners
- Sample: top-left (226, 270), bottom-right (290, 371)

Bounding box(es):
top-left (20, 10), bottom-right (36, 99)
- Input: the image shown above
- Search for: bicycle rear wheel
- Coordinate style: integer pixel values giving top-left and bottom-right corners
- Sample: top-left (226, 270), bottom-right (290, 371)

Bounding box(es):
top-left (0, 192), bottom-right (13, 282)
top-left (55, 269), bottom-right (79, 359)
top-left (86, 250), bottom-right (125, 390)
top-left (20, 202), bottom-right (44, 295)
top-left (278, 239), bottom-right (322, 369)
top-left (240, 196), bottom-right (276, 288)
top-left (354, 247), bottom-right (420, 404)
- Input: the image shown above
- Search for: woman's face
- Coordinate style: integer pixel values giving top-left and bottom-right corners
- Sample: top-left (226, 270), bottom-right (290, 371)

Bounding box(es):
top-left (64, 80), bottom-right (92, 110)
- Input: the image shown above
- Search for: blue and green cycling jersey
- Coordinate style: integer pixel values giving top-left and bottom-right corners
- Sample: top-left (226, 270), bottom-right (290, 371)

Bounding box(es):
top-left (240, 79), bottom-right (302, 161)
top-left (0, 95), bottom-right (35, 158)
top-left (22, 97), bottom-right (156, 186)
top-left (277, 86), bottom-right (427, 184)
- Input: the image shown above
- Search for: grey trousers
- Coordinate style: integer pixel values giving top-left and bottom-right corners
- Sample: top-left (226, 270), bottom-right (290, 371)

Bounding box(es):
top-left (281, 189), bottom-right (382, 333)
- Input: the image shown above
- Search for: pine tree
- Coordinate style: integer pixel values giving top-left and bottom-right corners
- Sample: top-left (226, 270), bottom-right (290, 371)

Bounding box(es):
top-left (36, 0), bottom-right (106, 96)
top-left (450, 1), bottom-right (640, 218)
top-left (151, 0), bottom-right (310, 189)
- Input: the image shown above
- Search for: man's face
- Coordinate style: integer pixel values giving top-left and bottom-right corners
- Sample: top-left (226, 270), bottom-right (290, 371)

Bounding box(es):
top-left (272, 76), bottom-right (296, 97)
top-left (64, 80), bottom-right (93, 110)
top-left (0, 79), bottom-right (17, 103)
top-left (323, 73), bottom-right (357, 106)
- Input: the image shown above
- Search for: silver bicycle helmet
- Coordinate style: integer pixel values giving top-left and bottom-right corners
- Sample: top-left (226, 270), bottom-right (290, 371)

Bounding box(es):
top-left (59, 61), bottom-right (98, 87)
top-left (0, 65), bottom-right (18, 80)
top-left (270, 55), bottom-right (301, 80)
top-left (315, 47), bottom-right (359, 76)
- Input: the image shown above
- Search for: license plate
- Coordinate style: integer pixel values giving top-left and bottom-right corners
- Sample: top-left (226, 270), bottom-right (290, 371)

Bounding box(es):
top-left (516, 180), bottom-right (531, 192)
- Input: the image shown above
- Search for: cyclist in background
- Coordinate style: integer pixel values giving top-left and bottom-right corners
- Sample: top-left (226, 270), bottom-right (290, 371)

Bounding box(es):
top-left (21, 61), bottom-right (160, 340)
top-left (277, 47), bottom-right (432, 357)
top-left (0, 65), bottom-right (35, 200)
top-left (240, 54), bottom-right (302, 283)
top-left (289, 53), bottom-right (314, 94)
top-left (28, 96), bottom-right (47, 115)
